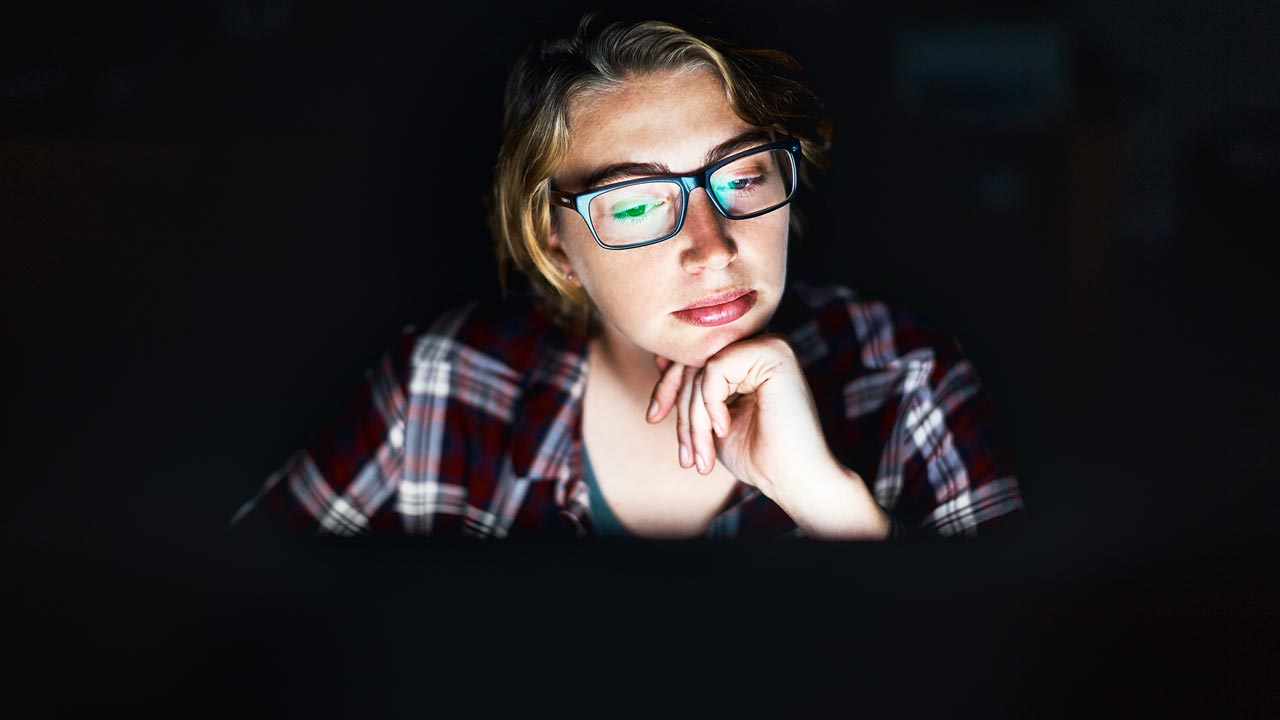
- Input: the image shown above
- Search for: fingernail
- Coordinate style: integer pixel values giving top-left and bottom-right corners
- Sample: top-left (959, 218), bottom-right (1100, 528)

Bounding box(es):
top-left (679, 444), bottom-right (690, 467)
top-left (695, 452), bottom-right (706, 474)
top-left (647, 399), bottom-right (658, 422)
top-left (713, 422), bottom-right (725, 438)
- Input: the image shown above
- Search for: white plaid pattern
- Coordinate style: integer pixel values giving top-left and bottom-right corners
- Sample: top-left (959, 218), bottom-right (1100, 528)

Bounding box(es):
top-left (235, 283), bottom-right (1022, 538)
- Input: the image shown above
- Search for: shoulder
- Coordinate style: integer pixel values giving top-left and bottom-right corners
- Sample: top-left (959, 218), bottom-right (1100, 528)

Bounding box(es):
top-left (775, 281), bottom-right (965, 377)
top-left (396, 292), bottom-right (586, 389)
top-left (237, 293), bottom-right (586, 537)
top-left (779, 284), bottom-right (1024, 537)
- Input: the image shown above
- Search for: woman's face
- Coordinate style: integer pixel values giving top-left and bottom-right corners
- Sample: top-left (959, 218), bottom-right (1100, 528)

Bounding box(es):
top-left (548, 67), bottom-right (790, 368)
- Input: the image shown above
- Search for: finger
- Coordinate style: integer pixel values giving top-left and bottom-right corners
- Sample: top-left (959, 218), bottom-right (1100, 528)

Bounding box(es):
top-left (647, 358), bottom-right (684, 423)
top-left (701, 342), bottom-right (787, 425)
top-left (654, 355), bottom-right (672, 373)
top-left (675, 365), bottom-right (695, 469)
top-left (689, 369), bottom-right (716, 475)
top-left (700, 360), bottom-right (737, 440)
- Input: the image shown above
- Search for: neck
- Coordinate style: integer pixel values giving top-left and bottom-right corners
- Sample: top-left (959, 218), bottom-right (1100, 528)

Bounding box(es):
top-left (587, 321), bottom-right (662, 408)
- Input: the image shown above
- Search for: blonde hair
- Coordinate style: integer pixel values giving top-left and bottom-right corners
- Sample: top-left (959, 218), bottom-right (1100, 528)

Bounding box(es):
top-left (488, 12), bottom-right (832, 335)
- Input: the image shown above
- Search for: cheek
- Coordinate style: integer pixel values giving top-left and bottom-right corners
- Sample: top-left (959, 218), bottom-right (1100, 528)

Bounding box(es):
top-left (764, 212), bottom-right (791, 260)
top-left (731, 214), bottom-right (789, 274)
top-left (577, 253), bottom-right (656, 322)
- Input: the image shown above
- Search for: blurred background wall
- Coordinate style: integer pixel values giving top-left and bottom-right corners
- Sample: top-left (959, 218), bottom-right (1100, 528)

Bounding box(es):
top-left (6, 0), bottom-right (1276, 555)
top-left (4, 1), bottom-right (1278, 714)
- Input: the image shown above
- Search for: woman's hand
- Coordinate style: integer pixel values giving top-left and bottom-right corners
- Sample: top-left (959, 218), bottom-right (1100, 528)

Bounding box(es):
top-left (646, 334), bottom-right (890, 539)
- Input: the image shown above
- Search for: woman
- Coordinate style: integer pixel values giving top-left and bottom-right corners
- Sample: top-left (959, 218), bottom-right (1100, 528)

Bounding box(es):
top-left (232, 12), bottom-right (1025, 539)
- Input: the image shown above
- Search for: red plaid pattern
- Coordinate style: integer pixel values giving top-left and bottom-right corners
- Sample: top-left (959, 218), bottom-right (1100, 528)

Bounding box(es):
top-left (232, 282), bottom-right (1025, 538)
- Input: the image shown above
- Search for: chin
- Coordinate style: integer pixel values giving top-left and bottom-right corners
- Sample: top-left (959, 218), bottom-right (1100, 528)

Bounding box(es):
top-left (670, 316), bottom-right (768, 368)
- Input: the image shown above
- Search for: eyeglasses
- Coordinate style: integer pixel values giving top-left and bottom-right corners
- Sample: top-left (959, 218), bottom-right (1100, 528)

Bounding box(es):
top-left (549, 137), bottom-right (801, 250)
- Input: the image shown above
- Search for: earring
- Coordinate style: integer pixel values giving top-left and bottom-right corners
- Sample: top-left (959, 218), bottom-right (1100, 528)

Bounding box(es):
top-left (565, 270), bottom-right (574, 282)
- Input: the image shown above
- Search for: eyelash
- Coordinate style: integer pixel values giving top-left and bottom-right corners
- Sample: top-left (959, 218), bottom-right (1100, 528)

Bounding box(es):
top-left (716, 175), bottom-right (767, 194)
top-left (611, 200), bottom-right (666, 224)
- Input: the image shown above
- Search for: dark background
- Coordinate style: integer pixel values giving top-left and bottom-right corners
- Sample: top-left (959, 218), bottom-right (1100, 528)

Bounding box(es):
top-left (3, 1), bottom-right (1277, 716)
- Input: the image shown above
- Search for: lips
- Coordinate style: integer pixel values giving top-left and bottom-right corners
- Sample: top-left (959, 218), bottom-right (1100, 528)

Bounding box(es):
top-left (677, 289), bottom-right (753, 311)
top-left (671, 290), bottom-right (757, 327)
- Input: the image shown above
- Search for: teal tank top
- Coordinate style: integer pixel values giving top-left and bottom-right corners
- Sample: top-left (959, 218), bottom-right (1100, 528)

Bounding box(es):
top-left (581, 445), bottom-right (631, 538)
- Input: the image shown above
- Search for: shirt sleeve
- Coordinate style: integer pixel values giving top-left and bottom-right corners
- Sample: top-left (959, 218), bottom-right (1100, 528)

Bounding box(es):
top-left (229, 327), bottom-right (420, 535)
top-left (839, 301), bottom-right (1026, 539)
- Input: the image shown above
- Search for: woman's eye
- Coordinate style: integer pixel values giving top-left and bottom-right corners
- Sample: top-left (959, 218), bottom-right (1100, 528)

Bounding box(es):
top-left (612, 200), bottom-right (663, 221)
top-left (715, 175), bottom-right (763, 193)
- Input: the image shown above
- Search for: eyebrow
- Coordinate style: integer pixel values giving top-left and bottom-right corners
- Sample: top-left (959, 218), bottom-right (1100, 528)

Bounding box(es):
top-left (571, 128), bottom-right (776, 191)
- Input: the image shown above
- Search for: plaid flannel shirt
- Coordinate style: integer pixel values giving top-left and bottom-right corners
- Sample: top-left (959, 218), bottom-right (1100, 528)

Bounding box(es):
top-left (232, 282), bottom-right (1024, 538)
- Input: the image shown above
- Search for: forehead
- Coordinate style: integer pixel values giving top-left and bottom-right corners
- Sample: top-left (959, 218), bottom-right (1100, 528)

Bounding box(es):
top-left (561, 68), bottom-right (757, 178)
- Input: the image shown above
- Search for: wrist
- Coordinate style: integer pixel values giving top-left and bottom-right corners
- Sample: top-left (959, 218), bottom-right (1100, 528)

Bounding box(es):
top-left (776, 458), bottom-right (891, 540)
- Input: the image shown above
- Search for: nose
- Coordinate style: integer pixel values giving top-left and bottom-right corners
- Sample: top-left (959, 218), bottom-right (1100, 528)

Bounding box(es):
top-left (677, 189), bottom-right (737, 273)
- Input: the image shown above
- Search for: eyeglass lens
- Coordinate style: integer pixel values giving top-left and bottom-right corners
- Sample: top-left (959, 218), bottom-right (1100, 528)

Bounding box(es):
top-left (586, 147), bottom-right (795, 248)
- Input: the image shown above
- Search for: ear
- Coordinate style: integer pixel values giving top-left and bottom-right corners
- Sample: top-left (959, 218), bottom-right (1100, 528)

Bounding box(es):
top-left (545, 227), bottom-right (576, 282)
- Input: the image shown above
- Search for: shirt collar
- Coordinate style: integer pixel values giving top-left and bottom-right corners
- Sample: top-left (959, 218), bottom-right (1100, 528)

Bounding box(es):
top-left (505, 292), bottom-right (800, 539)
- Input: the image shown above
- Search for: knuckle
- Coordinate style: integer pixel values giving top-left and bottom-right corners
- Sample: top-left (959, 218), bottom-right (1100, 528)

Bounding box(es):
top-left (765, 333), bottom-right (793, 351)
top-left (665, 364), bottom-right (683, 386)
top-left (661, 374), bottom-right (679, 396)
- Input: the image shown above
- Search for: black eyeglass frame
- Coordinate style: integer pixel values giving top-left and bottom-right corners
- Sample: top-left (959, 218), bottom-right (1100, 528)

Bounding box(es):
top-left (548, 137), bottom-right (802, 250)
